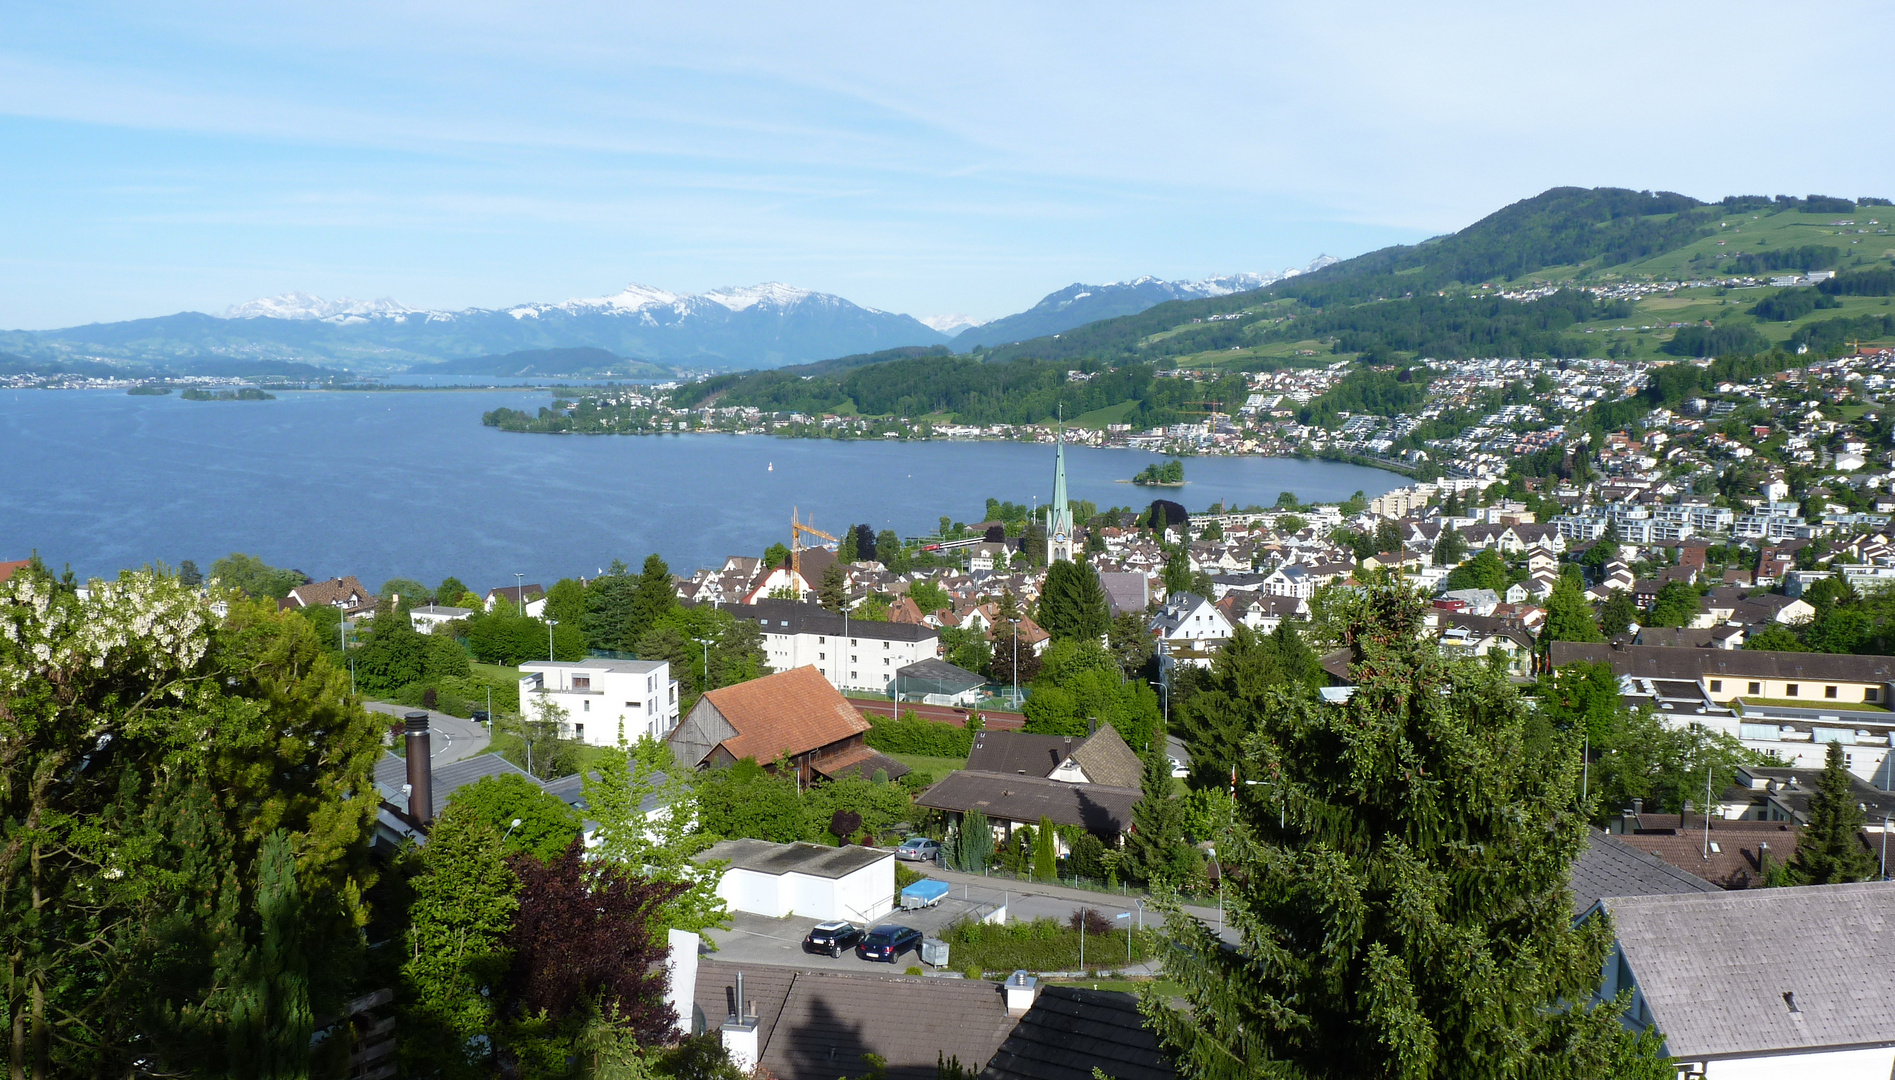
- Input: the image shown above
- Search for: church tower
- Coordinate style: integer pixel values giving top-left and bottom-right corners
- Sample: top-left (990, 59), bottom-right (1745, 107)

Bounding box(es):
top-left (1046, 413), bottom-right (1075, 563)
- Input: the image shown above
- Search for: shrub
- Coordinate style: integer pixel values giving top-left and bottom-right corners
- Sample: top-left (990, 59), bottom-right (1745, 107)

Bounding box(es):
top-left (942, 918), bottom-right (1156, 973)
top-left (963, 964), bottom-right (984, 981)
top-left (1067, 907), bottom-right (1112, 936)
top-left (905, 966), bottom-right (924, 976)
top-left (864, 714), bottom-right (974, 757)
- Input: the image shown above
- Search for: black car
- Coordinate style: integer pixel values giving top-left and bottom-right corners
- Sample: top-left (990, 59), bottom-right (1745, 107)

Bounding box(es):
top-left (855, 924), bottom-right (923, 963)
top-left (803, 921), bottom-right (863, 957)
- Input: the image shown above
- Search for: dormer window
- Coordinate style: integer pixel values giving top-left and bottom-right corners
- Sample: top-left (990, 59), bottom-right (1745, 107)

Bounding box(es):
top-left (572, 676), bottom-right (590, 691)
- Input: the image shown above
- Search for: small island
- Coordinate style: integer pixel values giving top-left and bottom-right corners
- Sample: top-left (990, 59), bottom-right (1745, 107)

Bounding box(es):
top-left (126, 386), bottom-right (172, 396)
top-left (1131, 459), bottom-right (1185, 486)
top-left (181, 387), bottom-right (276, 401)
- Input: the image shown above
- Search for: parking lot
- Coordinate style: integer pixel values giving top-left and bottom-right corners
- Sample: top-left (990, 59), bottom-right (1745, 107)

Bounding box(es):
top-left (700, 874), bottom-right (1188, 974)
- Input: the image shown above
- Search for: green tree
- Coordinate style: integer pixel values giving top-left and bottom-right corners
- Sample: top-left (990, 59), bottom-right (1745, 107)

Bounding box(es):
top-left (909, 580), bottom-right (952, 615)
top-left (955, 809), bottom-right (993, 871)
top-left (1443, 548), bottom-right (1508, 592)
top-left (1598, 588), bottom-right (1638, 637)
top-left (1120, 750), bottom-right (1195, 887)
top-left (696, 758), bottom-right (809, 843)
top-left (1146, 583), bottom-right (1668, 1079)
top-left (210, 551), bottom-right (307, 599)
top-left (1790, 741), bottom-right (1877, 885)
top-left (438, 576), bottom-right (469, 607)
top-left (764, 542), bottom-right (790, 569)
top-left (584, 738), bottom-right (726, 935)
top-left (876, 529), bottom-right (906, 572)
top-left (544, 577), bottom-right (589, 630)
top-left (1646, 581), bottom-right (1701, 628)
top-left (819, 561), bottom-right (849, 612)
top-left (1432, 525), bottom-right (1466, 567)
top-left (1033, 815), bottom-right (1059, 880)
top-left (1372, 518), bottom-right (1403, 556)
top-left (400, 805), bottom-right (520, 1077)
top-left (1744, 623), bottom-right (1805, 651)
top-left (1040, 559), bottom-right (1110, 641)
top-left (1541, 576), bottom-right (1604, 646)
top-left (445, 774), bottom-right (582, 862)
top-left (380, 576), bottom-right (431, 605)
top-left (838, 526), bottom-right (860, 563)
top-left (1174, 623), bottom-right (1324, 791)
top-left (1161, 547), bottom-right (1193, 599)
top-left (631, 554), bottom-right (677, 646)
top-left (1108, 611), bottom-right (1155, 678)
top-left (179, 559), bottom-right (204, 587)
top-left (584, 560), bottom-right (638, 649)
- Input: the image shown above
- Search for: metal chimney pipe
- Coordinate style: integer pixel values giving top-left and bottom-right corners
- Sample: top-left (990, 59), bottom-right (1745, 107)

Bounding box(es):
top-left (404, 712), bottom-right (433, 824)
top-left (734, 970), bottom-right (746, 1020)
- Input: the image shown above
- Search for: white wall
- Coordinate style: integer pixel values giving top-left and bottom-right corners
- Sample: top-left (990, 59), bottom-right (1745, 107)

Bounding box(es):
top-left (1700, 1046), bottom-right (1895, 1080)
top-left (761, 630), bottom-right (938, 695)
top-left (832, 858), bottom-right (895, 923)
top-left (713, 856), bottom-right (894, 922)
top-left (519, 661), bottom-right (680, 746)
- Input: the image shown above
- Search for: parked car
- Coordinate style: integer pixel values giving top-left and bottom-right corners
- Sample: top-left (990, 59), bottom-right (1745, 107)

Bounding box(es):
top-left (1168, 756), bottom-right (1189, 778)
top-left (471, 709), bottom-right (491, 724)
top-left (856, 924), bottom-right (923, 963)
top-left (895, 837), bottom-right (940, 862)
top-left (802, 921), bottom-right (863, 958)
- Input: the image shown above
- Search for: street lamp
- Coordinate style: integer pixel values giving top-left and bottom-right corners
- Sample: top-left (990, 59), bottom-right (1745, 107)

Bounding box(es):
top-left (514, 572), bottom-right (525, 616)
top-left (503, 817), bottom-right (523, 842)
top-left (547, 618), bottom-right (557, 661)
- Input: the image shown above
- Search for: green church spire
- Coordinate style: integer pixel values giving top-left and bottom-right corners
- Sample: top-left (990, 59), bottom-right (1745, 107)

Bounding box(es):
top-left (1047, 409), bottom-right (1075, 562)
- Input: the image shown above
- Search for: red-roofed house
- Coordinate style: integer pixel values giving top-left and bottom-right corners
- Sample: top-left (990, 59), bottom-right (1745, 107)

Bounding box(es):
top-left (666, 665), bottom-right (908, 788)
top-left (0, 560), bottom-right (28, 585)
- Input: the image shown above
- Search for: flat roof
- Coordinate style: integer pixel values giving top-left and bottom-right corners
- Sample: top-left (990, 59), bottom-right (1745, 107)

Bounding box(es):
top-left (519, 658), bottom-right (669, 675)
top-left (697, 838), bottom-right (892, 879)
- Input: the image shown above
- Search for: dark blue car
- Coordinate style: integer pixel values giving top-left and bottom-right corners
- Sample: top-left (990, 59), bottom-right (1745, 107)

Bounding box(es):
top-left (855, 924), bottom-right (922, 963)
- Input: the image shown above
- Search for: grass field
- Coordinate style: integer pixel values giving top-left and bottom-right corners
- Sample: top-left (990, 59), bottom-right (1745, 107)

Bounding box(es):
top-left (1069, 400), bottom-right (1138, 429)
top-left (887, 752), bottom-right (968, 781)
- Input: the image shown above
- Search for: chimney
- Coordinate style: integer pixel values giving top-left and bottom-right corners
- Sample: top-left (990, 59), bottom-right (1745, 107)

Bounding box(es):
top-left (722, 971), bottom-right (759, 1070)
top-left (1004, 970), bottom-right (1039, 1016)
top-left (404, 712), bottom-right (433, 824)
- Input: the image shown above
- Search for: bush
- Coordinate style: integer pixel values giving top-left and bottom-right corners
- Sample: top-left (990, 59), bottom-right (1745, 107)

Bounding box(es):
top-left (944, 917), bottom-right (1157, 973)
top-left (963, 964), bottom-right (984, 981)
top-left (864, 714), bottom-right (973, 758)
top-left (905, 966), bottom-right (924, 976)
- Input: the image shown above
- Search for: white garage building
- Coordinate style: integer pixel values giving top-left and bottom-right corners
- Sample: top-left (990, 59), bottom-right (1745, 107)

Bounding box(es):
top-left (698, 838), bottom-right (894, 923)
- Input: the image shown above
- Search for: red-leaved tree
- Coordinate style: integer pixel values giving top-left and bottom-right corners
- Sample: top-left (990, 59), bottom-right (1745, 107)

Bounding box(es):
top-left (503, 838), bottom-right (688, 1045)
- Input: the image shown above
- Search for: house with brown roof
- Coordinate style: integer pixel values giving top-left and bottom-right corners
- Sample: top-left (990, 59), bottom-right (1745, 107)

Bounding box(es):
top-left (666, 665), bottom-right (908, 788)
top-left (281, 575), bottom-right (376, 617)
top-left (964, 726), bottom-right (1142, 789)
top-left (0, 560), bottom-right (29, 585)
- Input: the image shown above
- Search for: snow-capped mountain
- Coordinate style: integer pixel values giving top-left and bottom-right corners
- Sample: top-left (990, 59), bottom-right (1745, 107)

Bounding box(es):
top-left (38, 282), bottom-right (949, 373)
top-left (919, 313), bottom-right (986, 335)
top-left (955, 257), bottom-right (1338, 348)
top-left (225, 292), bottom-right (414, 321)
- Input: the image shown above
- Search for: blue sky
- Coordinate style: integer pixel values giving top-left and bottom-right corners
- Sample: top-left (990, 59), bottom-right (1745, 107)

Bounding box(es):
top-left (3, 1), bottom-right (1892, 329)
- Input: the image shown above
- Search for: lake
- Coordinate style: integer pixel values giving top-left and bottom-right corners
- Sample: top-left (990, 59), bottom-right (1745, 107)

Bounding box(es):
top-left (0, 389), bottom-right (1402, 589)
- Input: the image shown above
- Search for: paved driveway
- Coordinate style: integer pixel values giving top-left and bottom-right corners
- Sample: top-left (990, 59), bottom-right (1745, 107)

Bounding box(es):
top-left (366, 702), bottom-right (492, 766)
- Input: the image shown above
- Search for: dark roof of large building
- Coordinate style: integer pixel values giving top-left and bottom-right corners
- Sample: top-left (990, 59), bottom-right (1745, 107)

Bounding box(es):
top-left (1550, 641), bottom-right (1895, 683)
top-left (895, 657), bottom-right (985, 692)
top-left (696, 838), bottom-right (891, 879)
top-left (914, 771), bottom-right (1139, 834)
top-left (1568, 830), bottom-right (1723, 913)
top-left (373, 751), bottom-right (541, 820)
top-left (1604, 882), bottom-right (1895, 1060)
top-left (963, 727), bottom-right (1142, 789)
top-left (694, 961), bottom-right (1018, 1080)
top-left (737, 599), bottom-right (940, 643)
top-left (979, 986), bottom-right (1174, 1080)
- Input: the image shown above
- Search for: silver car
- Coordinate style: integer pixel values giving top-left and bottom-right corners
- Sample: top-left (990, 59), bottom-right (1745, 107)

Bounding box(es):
top-left (895, 837), bottom-right (940, 861)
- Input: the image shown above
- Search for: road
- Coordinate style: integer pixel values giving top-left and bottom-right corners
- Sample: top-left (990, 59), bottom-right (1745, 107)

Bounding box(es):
top-left (365, 702), bottom-right (492, 766)
top-left (702, 861), bottom-right (1234, 976)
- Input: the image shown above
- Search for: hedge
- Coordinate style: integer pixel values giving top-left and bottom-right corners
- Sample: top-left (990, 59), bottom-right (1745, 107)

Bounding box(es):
top-left (945, 917), bottom-right (1157, 974)
top-left (864, 714), bottom-right (973, 758)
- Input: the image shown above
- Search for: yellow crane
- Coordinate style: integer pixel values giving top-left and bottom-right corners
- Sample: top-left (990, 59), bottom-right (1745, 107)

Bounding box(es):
top-left (790, 507), bottom-right (837, 585)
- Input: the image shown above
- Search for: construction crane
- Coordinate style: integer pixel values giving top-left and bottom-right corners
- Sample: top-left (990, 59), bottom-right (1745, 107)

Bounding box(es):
top-left (790, 507), bottom-right (837, 584)
top-left (1183, 400), bottom-right (1226, 429)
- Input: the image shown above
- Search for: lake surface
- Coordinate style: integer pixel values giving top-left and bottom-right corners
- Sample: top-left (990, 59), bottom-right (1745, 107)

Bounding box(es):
top-left (0, 389), bottom-right (1401, 589)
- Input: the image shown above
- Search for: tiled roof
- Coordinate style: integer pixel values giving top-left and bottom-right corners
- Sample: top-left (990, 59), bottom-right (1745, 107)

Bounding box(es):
top-left (967, 731), bottom-right (1078, 778)
top-left (914, 771), bottom-right (1139, 834)
top-left (701, 665), bottom-right (869, 762)
top-left (810, 744), bottom-right (911, 783)
top-left (1568, 830), bottom-right (1722, 913)
top-left (980, 987), bottom-right (1174, 1080)
top-left (0, 560), bottom-right (29, 585)
top-left (1066, 726), bottom-right (1142, 790)
top-left (694, 961), bottom-right (1018, 1080)
top-left (1604, 882), bottom-right (1895, 1059)
top-left (287, 575), bottom-right (372, 610)
top-left (1552, 641), bottom-right (1895, 683)
top-left (373, 751), bottom-right (538, 820)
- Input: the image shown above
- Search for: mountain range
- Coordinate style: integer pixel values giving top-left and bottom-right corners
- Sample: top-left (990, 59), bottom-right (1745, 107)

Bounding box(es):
top-left (0, 267), bottom-right (1335, 378)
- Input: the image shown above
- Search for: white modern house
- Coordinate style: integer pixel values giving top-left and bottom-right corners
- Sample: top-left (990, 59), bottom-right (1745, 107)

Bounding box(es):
top-left (408, 604), bottom-right (472, 635)
top-left (1149, 591), bottom-right (1234, 652)
top-left (696, 838), bottom-right (895, 923)
top-left (517, 658), bottom-right (678, 745)
top-left (733, 599), bottom-right (940, 695)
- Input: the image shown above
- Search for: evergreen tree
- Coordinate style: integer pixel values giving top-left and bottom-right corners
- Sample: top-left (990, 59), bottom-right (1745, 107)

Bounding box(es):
top-left (179, 558), bottom-right (203, 586)
top-left (956, 809), bottom-right (993, 871)
top-left (838, 527), bottom-right (859, 563)
top-left (1144, 582), bottom-right (1668, 1080)
top-left (1373, 517), bottom-right (1403, 556)
top-left (856, 524), bottom-right (878, 564)
top-left (1598, 588), bottom-right (1638, 637)
top-left (1646, 581), bottom-right (1701, 628)
top-left (401, 804), bottom-right (520, 1077)
top-left (819, 560), bottom-right (849, 612)
top-left (1173, 623), bottom-right (1322, 792)
top-left (629, 554), bottom-right (675, 645)
top-left (1162, 547), bottom-right (1193, 598)
top-left (1041, 559), bottom-right (1110, 641)
top-left (1120, 748), bottom-right (1195, 887)
top-left (1033, 815), bottom-right (1059, 881)
top-left (1791, 741), bottom-right (1877, 885)
top-left (1542, 576), bottom-right (1604, 646)
top-left (1432, 524), bottom-right (1466, 567)
top-left (247, 831), bottom-right (314, 1077)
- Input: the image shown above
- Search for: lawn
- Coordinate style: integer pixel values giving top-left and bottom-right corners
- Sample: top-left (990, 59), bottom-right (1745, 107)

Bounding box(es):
top-left (1069, 400), bottom-right (1138, 429)
top-left (887, 752), bottom-right (967, 782)
top-left (1739, 697), bottom-right (1890, 713)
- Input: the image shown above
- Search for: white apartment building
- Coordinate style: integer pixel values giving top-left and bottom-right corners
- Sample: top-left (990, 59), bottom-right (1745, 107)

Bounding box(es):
top-left (518, 659), bottom-right (679, 746)
top-left (733, 600), bottom-right (940, 696)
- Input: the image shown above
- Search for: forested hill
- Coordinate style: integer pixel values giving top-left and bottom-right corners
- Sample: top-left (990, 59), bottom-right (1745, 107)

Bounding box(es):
top-left (974, 187), bottom-right (1888, 365)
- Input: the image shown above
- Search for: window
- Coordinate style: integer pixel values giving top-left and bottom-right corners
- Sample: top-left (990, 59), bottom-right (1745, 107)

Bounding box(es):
top-left (820, 652), bottom-right (826, 660)
top-left (1786, 684), bottom-right (1799, 697)
top-left (851, 655), bottom-right (857, 663)
top-left (1710, 680), bottom-right (1723, 692)
top-left (851, 638), bottom-right (858, 646)
top-left (572, 676), bottom-right (591, 691)
top-left (851, 671), bottom-right (857, 680)
top-left (626, 701), bottom-right (640, 709)
top-left (583, 700), bottom-right (590, 712)
top-left (574, 724), bottom-right (584, 739)
top-left (883, 641), bottom-right (890, 649)
top-left (884, 658), bottom-right (891, 665)
top-left (1749, 682), bottom-right (1762, 695)
top-left (819, 636), bottom-right (826, 643)
top-left (1826, 685), bottom-right (1839, 699)
top-left (1870, 688), bottom-right (1882, 703)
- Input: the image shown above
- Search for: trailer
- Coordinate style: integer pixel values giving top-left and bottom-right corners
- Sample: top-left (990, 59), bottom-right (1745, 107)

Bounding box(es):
top-left (899, 878), bottom-right (951, 910)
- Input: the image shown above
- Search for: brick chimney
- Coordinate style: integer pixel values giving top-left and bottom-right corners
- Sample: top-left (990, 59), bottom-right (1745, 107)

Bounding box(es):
top-left (404, 712), bottom-right (433, 824)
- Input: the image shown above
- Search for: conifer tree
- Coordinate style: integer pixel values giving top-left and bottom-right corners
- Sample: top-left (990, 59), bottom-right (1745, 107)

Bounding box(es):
top-left (401, 805), bottom-right (520, 1077)
top-left (628, 553), bottom-right (675, 645)
top-left (1120, 749), bottom-right (1195, 887)
top-left (1041, 560), bottom-right (1110, 641)
top-left (1034, 815), bottom-right (1059, 881)
top-left (1791, 740), bottom-right (1877, 885)
top-left (1144, 582), bottom-right (1669, 1080)
top-left (819, 560), bottom-right (849, 612)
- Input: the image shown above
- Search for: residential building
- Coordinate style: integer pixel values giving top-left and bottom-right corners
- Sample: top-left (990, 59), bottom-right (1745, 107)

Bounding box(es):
top-left (731, 599), bottom-right (940, 695)
top-left (485, 583), bottom-right (546, 617)
top-left (1149, 591), bottom-right (1233, 651)
top-left (1593, 882), bottom-right (1895, 1077)
top-left (408, 604), bottom-right (471, 634)
top-left (694, 838), bottom-right (894, 922)
top-left (964, 726), bottom-right (1143, 789)
top-left (518, 658), bottom-right (679, 745)
top-left (667, 665), bottom-right (907, 788)
top-left (282, 575), bottom-right (376, 618)
top-left (980, 986), bottom-right (1176, 1080)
